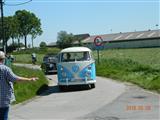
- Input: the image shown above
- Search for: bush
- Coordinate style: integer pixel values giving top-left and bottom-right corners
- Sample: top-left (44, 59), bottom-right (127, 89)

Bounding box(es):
top-left (39, 41), bottom-right (47, 48)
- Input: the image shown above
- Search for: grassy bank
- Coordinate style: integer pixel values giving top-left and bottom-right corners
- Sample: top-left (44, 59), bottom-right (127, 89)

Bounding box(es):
top-left (96, 48), bottom-right (160, 93)
top-left (12, 65), bottom-right (48, 104)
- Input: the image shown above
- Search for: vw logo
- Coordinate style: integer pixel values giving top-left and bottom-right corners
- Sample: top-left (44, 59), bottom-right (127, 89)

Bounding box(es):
top-left (72, 65), bottom-right (79, 73)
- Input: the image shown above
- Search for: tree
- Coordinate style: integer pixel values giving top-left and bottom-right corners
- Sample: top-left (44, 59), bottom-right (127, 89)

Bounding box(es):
top-left (31, 29), bottom-right (42, 48)
top-left (30, 16), bottom-right (43, 48)
top-left (8, 42), bottom-right (24, 53)
top-left (15, 10), bottom-right (42, 49)
top-left (39, 41), bottom-right (47, 48)
top-left (74, 36), bottom-right (83, 46)
top-left (8, 16), bottom-right (19, 45)
top-left (56, 31), bottom-right (74, 49)
top-left (0, 16), bottom-right (17, 50)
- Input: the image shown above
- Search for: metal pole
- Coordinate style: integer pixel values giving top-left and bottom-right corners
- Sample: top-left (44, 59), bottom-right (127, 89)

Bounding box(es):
top-left (97, 49), bottom-right (100, 64)
top-left (0, 0), bottom-right (5, 53)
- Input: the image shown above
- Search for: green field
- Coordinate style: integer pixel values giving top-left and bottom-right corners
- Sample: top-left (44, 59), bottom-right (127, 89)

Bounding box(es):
top-left (95, 48), bottom-right (160, 69)
top-left (13, 47), bottom-right (60, 65)
top-left (15, 48), bottom-right (160, 68)
top-left (12, 47), bottom-right (160, 93)
top-left (95, 48), bottom-right (160, 93)
top-left (14, 54), bottom-right (44, 65)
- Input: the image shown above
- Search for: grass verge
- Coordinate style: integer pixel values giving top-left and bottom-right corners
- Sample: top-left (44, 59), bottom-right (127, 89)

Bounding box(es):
top-left (11, 65), bottom-right (48, 104)
top-left (96, 58), bottom-right (160, 93)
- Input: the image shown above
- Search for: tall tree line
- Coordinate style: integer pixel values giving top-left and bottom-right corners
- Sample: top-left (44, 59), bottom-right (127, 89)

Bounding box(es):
top-left (0, 9), bottom-right (42, 51)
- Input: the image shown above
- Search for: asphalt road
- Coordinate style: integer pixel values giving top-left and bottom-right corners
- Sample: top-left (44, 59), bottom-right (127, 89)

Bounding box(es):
top-left (10, 74), bottom-right (159, 120)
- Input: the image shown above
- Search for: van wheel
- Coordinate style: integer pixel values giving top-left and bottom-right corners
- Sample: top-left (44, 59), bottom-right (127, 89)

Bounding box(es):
top-left (59, 86), bottom-right (68, 91)
top-left (91, 84), bottom-right (95, 88)
top-left (59, 86), bottom-right (64, 91)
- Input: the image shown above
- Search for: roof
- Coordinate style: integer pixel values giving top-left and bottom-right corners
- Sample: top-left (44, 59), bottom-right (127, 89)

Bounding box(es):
top-left (81, 29), bottom-right (160, 43)
top-left (74, 34), bottom-right (90, 40)
top-left (60, 47), bottom-right (91, 53)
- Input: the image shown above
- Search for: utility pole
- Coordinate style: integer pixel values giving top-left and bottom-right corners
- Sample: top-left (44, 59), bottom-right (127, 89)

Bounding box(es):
top-left (0, 0), bottom-right (6, 53)
top-left (156, 24), bottom-right (159, 30)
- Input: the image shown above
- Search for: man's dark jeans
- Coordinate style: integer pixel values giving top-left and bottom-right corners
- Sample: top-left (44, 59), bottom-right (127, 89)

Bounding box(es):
top-left (0, 107), bottom-right (9, 120)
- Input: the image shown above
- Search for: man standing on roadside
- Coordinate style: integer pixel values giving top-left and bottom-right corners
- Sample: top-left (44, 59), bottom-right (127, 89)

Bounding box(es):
top-left (0, 51), bottom-right (38, 120)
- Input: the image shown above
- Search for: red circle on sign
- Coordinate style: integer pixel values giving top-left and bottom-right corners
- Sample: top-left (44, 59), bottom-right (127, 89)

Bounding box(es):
top-left (94, 36), bottom-right (103, 46)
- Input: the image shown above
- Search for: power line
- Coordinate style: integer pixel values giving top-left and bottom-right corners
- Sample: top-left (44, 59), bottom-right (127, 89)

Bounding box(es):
top-left (4, 0), bottom-right (32, 6)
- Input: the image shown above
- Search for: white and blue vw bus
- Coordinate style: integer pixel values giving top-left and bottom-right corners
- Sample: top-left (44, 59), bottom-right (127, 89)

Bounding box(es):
top-left (57, 47), bottom-right (96, 89)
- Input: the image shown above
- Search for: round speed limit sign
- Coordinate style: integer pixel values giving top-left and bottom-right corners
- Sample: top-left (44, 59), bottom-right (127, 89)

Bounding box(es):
top-left (94, 36), bottom-right (103, 46)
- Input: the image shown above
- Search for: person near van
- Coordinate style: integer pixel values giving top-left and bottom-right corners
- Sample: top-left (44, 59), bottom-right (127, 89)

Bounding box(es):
top-left (31, 53), bottom-right (37, 64)
top-left (66, 53), bottom-right (71, 62)
top-left (82, 52), bottom-right (90, 61)
top-left (9, 54), bottom-right (14, 63)
top-left (0, 51), bottom-right (38, 120)
top-left (4, 54), bottom-right (12, 67)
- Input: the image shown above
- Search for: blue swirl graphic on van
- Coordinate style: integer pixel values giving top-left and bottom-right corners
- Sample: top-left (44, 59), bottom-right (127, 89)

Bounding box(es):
top-left (57, 65), bottom-right (73, 81)
top-left (79, 63), bottom-right (96, 79)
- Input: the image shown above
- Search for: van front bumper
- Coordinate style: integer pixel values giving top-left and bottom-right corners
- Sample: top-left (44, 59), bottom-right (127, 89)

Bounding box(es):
top-left (58, 79), bottom-right (96, 86)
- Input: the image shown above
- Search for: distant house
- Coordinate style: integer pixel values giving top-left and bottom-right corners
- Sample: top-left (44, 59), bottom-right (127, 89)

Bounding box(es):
top-left (80, 30), bottom-right (160, 49)
top-left (73, 33), bottom-right (90, 46)
top-left (47, 42), bottom-right (57, 47)
top-left (74, 34), bottom-right (90, 41)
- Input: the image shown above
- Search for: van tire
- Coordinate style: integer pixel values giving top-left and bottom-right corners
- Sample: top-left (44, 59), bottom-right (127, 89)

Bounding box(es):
top-left (59, 85), bottom-right (64, 91)
top-left (91, 84), bottom-right (95, 88)
top-left (59, 85), bottom-right (68, 91)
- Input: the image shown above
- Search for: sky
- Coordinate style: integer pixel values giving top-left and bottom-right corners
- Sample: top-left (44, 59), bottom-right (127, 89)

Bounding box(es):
top-left (3, 0), bottom-right (160, 47)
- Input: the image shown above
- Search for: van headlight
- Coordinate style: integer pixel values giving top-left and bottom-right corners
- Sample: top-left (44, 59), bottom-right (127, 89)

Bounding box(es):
top-left (61, 66), bottom-right (64, 71)
top-left (85, 70), bottom-right (91, 77)
top-left (88, 65), bottom-right (92, 70)
top-left (62, 71), bottom-right (66, 77)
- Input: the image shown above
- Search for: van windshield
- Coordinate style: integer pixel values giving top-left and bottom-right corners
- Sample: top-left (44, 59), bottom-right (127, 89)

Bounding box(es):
top-left (61, 52), bottom-right (90, 62)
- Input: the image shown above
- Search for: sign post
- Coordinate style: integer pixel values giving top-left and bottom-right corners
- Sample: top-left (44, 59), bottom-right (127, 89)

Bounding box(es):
top-left (94, 36), bottom-right (103, 64)
top-left (97, 49), bottom-right (100, 64)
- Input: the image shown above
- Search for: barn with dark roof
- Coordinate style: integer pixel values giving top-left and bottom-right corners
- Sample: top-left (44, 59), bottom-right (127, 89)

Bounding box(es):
top-left (77, 29), bottom-right (160, 49)
top-left (48, 30), bottom-right (160, 49)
